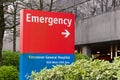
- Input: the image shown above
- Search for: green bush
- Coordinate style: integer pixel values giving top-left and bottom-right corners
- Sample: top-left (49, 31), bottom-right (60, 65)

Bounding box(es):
top-left (2, 50), bottom-right (19, 69)
top-left (0, 66), bottom-right (18, 80)
top-left (29, 57), bottom-right (120, 80)
top-left (75, 52), bottom-right (89, 61)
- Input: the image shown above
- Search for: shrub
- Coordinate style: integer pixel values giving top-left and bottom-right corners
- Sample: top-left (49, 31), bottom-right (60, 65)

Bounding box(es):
top-left (2, 50), bottom-right (19, 69)
top-left (0, 66), bottom-right (18, 80)
top-left (75, 52), bottom-right (89, 61)
top-left (29, 57), bottom-right (120, 80)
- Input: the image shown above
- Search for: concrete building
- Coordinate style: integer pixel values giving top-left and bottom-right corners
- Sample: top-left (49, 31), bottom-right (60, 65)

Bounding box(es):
top-left (74, 0), bottom-right (120, 61)
top-left (75, 9), bottom-right (120, 60)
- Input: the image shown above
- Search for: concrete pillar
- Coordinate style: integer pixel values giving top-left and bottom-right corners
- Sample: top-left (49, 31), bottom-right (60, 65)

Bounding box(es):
top-left (82, 46), bottom-right (91, 57)
top-left (110, 45), bottom-right (113, 59)
top-left (115, 45), bottom-right (118, 57)
top-left (79, 47), bottom-right (82, 53)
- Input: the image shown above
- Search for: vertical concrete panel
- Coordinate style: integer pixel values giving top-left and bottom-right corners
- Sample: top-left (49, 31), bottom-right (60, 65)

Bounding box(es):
top-left (3, 37), bottom-right (20, 51)
top-left (116, 10), bottom-right (120, 39)
top-left (82, 46), bottom-right (91, 57)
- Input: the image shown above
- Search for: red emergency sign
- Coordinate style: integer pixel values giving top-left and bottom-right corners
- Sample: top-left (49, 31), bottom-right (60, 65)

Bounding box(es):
top-left (20, 10), bottom-right (74, 54)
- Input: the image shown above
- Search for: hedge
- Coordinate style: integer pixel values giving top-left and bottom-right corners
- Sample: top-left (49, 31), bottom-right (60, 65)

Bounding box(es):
top-left (0, 66), bottom-right (18, 80)
top-left (75, 52), bottom-right (89, 61)
top-left (2, 50), bottom-right (19, 69)
top-left (29, 57), bottom-right (120, 80)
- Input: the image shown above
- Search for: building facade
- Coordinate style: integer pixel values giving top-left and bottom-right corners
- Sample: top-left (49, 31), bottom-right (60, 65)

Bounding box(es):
top-left (74, 0), bottom-right (120, 60)
top-left (75, 9), bottom-right (120, 60)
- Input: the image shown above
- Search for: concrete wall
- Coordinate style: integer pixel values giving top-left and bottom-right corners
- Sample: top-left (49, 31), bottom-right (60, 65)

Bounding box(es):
top-left (3, 37), bottom-right (20, 51)
top-left (75, 10), bottom-right (120, 45)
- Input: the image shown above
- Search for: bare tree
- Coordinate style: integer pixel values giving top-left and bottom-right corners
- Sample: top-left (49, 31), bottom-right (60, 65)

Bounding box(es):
top-left (39, 0), bottom-right (43, 10)
top-left (70, 0), bottom-right (120, 19)
top-left (4, 0), bottom-right (22, 51)
top-left (49, 0), bottom-right (53, 11)
top-left (0, 0), bottom-right (5, 66)
top-left (24, 0), bottom-right (54, 11)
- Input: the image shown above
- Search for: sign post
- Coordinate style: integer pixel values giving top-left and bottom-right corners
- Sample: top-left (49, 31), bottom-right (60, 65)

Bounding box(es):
top-left (20, 9), bottom-right (74, 80)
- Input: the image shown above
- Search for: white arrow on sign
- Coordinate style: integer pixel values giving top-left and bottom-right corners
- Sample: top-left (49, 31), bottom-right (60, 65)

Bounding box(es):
top-left (61, 29), bottom-right (70, 38)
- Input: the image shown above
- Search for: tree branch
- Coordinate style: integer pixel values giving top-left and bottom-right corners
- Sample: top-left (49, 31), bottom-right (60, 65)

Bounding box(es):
top-left (49, 0), bottom-right (53, 11)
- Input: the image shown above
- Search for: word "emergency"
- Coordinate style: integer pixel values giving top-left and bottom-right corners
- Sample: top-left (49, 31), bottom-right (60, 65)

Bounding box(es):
top-left (26, 13), bottom-right (72, 27)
